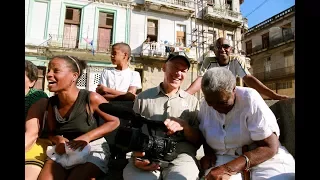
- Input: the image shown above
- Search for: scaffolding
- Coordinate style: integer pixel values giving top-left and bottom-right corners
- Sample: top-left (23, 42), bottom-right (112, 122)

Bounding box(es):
top-left (189, 0), bottom-right (247, 64)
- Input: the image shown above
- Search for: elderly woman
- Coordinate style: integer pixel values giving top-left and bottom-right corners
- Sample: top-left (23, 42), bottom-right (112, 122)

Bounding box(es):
top-left (32, 55), bottom-right (120, 180)
top-left (25, 60), bottom-right (50, 180)
top-left (198, 67), bottom-right (295, 180)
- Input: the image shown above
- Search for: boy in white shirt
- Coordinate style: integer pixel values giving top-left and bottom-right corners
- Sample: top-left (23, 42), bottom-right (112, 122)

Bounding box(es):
top-left (96, 43), bottom-right (142, 101)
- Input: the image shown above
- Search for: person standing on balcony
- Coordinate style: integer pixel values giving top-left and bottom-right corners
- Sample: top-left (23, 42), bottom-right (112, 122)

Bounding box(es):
top-left (96, 42), bottom-right (142, 101)
top-left (185, 37), bottom-right (289, 100)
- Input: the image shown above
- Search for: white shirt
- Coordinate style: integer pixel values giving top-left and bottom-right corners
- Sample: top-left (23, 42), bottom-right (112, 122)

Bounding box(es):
top-left (99, 67), bottom-right (142, 93)
top-left (198, 86), bottom-right (280, 156)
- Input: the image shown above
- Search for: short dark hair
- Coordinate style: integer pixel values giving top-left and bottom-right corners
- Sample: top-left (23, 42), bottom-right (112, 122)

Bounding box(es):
top-left (112, 42), bottom-right (131, 58)
top-left (25, 60), bottom-right (38, 83)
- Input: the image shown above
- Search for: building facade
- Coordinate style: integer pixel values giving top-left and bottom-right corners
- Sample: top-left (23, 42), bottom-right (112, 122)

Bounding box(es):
top-left (25, 0), bottom-right (248, 98)
top-left (242, 5), bottom-right (295, 99)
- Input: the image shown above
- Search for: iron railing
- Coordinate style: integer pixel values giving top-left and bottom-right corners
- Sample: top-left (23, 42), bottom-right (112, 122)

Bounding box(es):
top-left (47, 34), bottom-right (111, 53)
top-left (145, 0), bottom-right (196, 9)
top-left (140, 42), bottom-right (197, 60)
top-left (249, 31), bottom-right (294, 54)
top-left (246, 5), bottom-right (295, 34)
top-left (253, 65), bottom-right (295, 81)
top-left (204, 5), bottom-right (242, 21)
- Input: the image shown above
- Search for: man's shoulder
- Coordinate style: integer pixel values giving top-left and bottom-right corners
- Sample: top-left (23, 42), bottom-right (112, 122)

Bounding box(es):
top-left (137, 86), bottom-right (158, 99)
top-left (203, 56), bottom-right (218, 63)
top-left (230, 55), bottom-right (246, 63)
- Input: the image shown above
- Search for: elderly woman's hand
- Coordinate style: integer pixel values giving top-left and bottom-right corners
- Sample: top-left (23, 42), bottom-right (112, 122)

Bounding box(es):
top-left (205, 164), bottom-right (237, 180)
top-left (200, 155), bottom-right (216, 170)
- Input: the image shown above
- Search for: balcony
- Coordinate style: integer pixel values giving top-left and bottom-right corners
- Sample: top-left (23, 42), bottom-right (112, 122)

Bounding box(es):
top-left (138, 42), bottom-right (197, 61)
top-left (253, 65), bottom-right (295, 81)
top-left (203, 5), bottom-right (244, 26)
top-left (246, 5), bottom-right (295, 35)
top-left (25, 34), bottom-right (112, 62)
top-left (248, 31), bottom-right (294, 55)
top-left (143, 0), bottom-right (195, 16)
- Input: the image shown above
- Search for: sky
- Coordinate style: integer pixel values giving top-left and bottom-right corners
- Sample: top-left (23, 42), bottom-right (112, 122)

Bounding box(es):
top-left (240, 0), bottom-right (295, 28)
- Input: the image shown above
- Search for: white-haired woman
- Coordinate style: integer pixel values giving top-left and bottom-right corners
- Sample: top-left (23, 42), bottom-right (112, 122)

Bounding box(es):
top-left (198, 67), bottom-right (295, 180)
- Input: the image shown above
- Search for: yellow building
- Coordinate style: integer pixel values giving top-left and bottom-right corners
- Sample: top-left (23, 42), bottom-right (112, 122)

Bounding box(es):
top-left (242, 5), bottom-right (295, 99)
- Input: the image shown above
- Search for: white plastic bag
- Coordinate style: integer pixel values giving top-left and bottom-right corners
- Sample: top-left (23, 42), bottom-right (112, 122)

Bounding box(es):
top-left (46, 144), bottom-right (91, 169)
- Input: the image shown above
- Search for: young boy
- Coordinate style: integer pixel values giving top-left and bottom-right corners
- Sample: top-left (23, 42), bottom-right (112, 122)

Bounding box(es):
top-left (96, 42), bottom-right (142, 101)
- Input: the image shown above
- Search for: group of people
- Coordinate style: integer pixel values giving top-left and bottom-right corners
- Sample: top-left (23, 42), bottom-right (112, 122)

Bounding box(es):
top-left (25, 38), bottom-right (295, 180)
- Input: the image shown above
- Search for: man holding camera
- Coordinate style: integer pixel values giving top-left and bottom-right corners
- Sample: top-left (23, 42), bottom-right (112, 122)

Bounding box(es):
top-left (123, 52), bottom-right (201, 180)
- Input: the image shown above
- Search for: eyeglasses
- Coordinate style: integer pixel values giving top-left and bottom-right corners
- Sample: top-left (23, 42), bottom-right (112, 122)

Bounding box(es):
top-left (216, 44), bottom-right (231, 50)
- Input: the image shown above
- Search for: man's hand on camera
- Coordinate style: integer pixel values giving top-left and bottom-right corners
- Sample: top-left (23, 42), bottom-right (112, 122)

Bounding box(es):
top-left (133, 151), bottom-right (160, 171)
top-left (164, 117), bottom-right (185, 135)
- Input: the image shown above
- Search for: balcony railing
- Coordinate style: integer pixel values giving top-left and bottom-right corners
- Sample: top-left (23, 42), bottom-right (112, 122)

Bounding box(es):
top-left (246, 5), bottom-right (295, 34)
top-left (249, 31), bottom-right (294, 55)
top-left (253, 65), bottom-right (295, 81)
top-left (45, 34), bottom-right (111, 53)
top-left (204, 6), bottom-right (243, 24)
top-left (145, 0), bottom-right (195, 10)
top-left (140, 42), bottom-right (196, 60)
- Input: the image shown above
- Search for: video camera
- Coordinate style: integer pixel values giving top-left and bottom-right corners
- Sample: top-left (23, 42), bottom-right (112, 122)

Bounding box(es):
top-left (99, 103), bottom-right (178, 165)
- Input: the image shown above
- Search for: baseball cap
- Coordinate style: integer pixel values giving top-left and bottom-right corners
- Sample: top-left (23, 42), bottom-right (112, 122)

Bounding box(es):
top-left (165, 51), bottom-right (191, 69)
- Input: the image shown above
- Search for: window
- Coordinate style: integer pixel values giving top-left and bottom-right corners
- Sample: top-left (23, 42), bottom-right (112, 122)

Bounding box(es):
top-left (262, 32), bottom-right (269, 49)
top-left (207, 29), bottom-right (214, 47)
top-left (264, 57), bottom-right (271, 72)
top-left (266, 83), bottom-right (276, 90)
top-left (63, 7), bottom-right (82, 48)
top-left (225, 0), bottom-right (232, 10)
top-left (147, 19), bottom-right (158, 42)
top-left (28, 1), bottom-right (49, 41)
top-left (207, 0), bottom-right (215, 6)
top-left (282, 23), bottom-right (293, 41)
top-left (226, 34), bottom-right (234, 48)
top-left (277, 81), bottom-right (293, 89)
top-left (284, 50), bottom-right (294, 67)
top-left (176, 24), bottom-right (186, 47)
top-left (245, 40), bottom-right (252, 54)
top-left (97, 12), bottom-right (114, 52)
top-left (34, 66), bottom-right (46, 90)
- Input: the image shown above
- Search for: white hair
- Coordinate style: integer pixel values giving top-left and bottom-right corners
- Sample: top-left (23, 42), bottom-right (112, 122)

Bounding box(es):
top-left (201, 67), bottom-right (236, 95)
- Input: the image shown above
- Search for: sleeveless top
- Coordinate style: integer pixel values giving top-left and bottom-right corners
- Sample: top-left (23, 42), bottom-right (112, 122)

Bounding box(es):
top-left (49, 89), bottom-right (98, 140)
top-left (25, 88), bottom-right (48, 120)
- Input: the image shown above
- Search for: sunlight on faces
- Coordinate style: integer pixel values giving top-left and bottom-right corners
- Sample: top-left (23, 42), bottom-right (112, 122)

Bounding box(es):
top-left (111, 46), bottom-right (127, 65)
top-left (46, 58), bottom-right (78, 92)
top-left (214, 38), bottom-right (231, 65)
top-left (204, 89), bottom-right (236, 114)
top-left (163, 58), bottom-right (189, 89)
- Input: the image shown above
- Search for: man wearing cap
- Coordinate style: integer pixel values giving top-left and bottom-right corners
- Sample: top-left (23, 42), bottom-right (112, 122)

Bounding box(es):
top-left (186, 37), bottom-right (289, 100)
top-left (123, 53), bottom-right (201, 180)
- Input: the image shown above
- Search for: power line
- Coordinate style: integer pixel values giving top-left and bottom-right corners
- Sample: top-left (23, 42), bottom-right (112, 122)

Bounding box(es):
top-left (244, 0), bottom-right (272, 18)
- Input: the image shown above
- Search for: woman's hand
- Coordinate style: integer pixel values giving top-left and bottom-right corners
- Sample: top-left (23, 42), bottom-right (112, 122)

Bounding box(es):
top-left (200, 155), bottom-right (217, 170)
top-left (133, 151), bottom-right (160, 171)
top-left (205, 165), bottom-right (237, 180)
top-left (55, 136), bottom-right (69, 155)
top-left (66, 135), bottom-right (90, 151)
